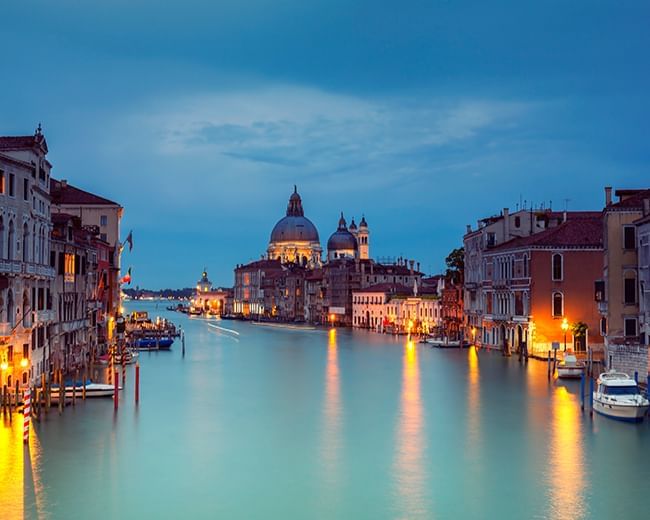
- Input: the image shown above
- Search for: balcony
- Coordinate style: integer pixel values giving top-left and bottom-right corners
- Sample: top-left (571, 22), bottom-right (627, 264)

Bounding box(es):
top-left (0, 322), bottom-right (11, 336)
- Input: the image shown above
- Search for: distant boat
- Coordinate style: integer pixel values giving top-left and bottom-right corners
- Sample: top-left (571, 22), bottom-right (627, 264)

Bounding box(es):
top-left (593, 371), bottom-right (650, 422)
top-left (97, 350), bottom-right (139, 365)
top-left (426, 337), bottom-right (460, 348)
top-left (134, 337), bottom-right (174, 350)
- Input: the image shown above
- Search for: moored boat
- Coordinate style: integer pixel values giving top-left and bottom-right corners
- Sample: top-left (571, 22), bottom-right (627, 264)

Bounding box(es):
top-left (557, 353), bottom-right (586, 379)
top-left (593, 371), bottom-right (650, 422)
top-left (134, 337), bottom-right (174, 350)
top-left (426, 337), bottom-right (461, 348)
top-left (50, 381), bottom-right (119, 401)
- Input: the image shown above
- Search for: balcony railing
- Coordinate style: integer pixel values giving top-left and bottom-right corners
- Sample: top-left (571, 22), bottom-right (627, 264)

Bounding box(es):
top-left (0, 260), bottom-right (55, 278)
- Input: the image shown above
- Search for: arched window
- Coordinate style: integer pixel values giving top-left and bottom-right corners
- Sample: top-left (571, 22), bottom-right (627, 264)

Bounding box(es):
top-left (552, 253), bottom-right (563, 281)
top-left (552, 292), bottom-right (563, 317)
top-left (7, 289), bottom-right (14, 327)
top-left (523, 254), bottom-right (529, 278)
top-left (22, 223), bottom-right (29, 262)
top-left (7, 220), bottom-right (15, 261)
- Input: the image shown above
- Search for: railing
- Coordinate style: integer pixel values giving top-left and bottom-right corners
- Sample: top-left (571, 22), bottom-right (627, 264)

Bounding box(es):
top-left (0, 260), bottom-right (55, 277)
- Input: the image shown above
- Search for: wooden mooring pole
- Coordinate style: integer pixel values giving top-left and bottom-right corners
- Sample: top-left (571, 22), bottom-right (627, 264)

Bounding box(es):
top-left (114, 369), bottom-right (119, 411)
top-left (580, 371), bottom-right (585, 411)
top-left (135, 361), bottom-right (140, 405)
top-left (547, 351), bottom-right (551, 380)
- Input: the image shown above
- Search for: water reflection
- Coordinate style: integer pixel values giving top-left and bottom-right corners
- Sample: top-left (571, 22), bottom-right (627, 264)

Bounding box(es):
top-left (548, 385), bottom-right (586, 519)
top-left (466, 346), bottom-right (480, 446)
top-left (394, 340), bottom-right (428, 516)
top-left (0, 417), bottom-right (24, 519)
top-left (321, 329), bottom-right (342, 488)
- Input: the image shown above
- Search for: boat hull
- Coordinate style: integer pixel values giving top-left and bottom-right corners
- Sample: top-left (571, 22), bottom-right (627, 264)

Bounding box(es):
top-left (50, 384), bottom-right (118, 401)
top-left (557, 365), bottom-right (585, 379)
top-left (593, 397), bottom-right (649, 422)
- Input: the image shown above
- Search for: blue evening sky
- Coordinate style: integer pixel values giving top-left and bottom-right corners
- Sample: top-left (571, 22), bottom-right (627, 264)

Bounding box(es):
top-left (2, 1), bottom-right (649, 288)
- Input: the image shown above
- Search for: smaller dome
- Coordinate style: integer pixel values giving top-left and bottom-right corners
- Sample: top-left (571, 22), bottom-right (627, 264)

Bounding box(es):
top-left (327, 212), bottom-right (358, 252)
top-left (349, 217), bottom-right (357, 231)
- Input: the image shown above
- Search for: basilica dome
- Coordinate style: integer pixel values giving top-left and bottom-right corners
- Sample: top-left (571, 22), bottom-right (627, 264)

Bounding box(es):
top-left (267, 186), bottom-right (322, 266)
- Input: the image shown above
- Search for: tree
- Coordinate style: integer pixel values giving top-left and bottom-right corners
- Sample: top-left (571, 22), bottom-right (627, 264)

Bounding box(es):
top-left (445, 247), bottom-right (464, 284)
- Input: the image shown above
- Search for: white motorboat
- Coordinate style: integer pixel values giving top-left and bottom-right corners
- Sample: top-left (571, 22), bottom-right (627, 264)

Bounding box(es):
top-left (557, 353), bottom-right (586, 379)
top-left (425, 337), bottom-right (460, 348)
top-left (593, 371), bottom-right (650, 422)
top-left (50, 382), bottom-right (119, 401)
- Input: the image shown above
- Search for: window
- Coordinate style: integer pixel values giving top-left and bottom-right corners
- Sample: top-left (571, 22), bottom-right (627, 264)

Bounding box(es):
top-left (0, 170), bottom-right (4, 194)
top-left (9, 173), bottom-right (15, 196)
top-left (600, 317), bottom-right (607, 336)
top-left (552, 253), bottom-right (563, 281)
top-left (624, 318), bottom-right (637, 337)
top-left (514, 216), bottom-right (521, 228)
top-left (486, 233), bottom-right (496, 247)
top-left (64, 253), bottom-right (75, 282)
top-left (624, 277), bottom-right (636, 305)
top-left (552, 292), bottom-right (563, 317)
top-left (23, 178), bottom-right (28, 201)
top-left (100, 215), bottom-right (108, 226)
top-left (523, 254), bottom-right (529, 278)
top-left (623, 226), bottom-right (636, 250)
top-left (100, 233), bottom-right (107, 242)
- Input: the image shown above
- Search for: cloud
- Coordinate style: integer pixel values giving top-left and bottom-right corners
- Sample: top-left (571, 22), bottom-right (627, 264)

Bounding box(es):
top-left (128, 85), bottom-right (530, 185)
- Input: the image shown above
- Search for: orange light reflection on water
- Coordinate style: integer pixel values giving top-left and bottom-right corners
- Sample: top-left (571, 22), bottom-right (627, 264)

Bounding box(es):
top-left (394, 340), bottom-right (427, 516)
top-left (321, 329), bottom-right (342, 486)
top-left (0, 415), bottom-right (45, 520)
top-left (548, 385), bottom-right (586, 519)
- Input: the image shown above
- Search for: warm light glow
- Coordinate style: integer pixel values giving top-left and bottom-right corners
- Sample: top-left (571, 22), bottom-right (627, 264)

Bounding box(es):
top-left (20, 358), bottom-right (28, 368)
top-left (561, 318), bottom-right (569, 332)
top-left (0, 362), bottom-right (7, 371)
top-left (119, 306), bottom-right (125, 315)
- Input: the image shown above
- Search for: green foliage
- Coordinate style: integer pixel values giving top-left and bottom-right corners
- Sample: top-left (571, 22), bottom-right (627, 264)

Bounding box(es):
top-left (445, 247), bottom-right (464, 284)
top-left (572, 321), bottom-right (588, 337)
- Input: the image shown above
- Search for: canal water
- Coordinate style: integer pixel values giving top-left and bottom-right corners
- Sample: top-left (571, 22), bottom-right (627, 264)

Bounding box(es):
top-left (2, 300), bottom-right (650, 519)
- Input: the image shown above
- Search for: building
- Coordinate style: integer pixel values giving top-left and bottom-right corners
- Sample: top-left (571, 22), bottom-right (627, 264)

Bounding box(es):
top-left (599, 187), bottom-right (650, 376)
top-left (50, 178), bottom-right (123, 324)
top-left (0, 128), bottom-right (56, 388)
top-left (482, 213), bottom-right (604, 356)
top-left (464, 206), bottom-right (603, 347)
top-left (233, 259), bottom-right (283, 316)
top-left (49, 214), bottom-right (99, 373)
top-left (352, 282), bottom-right (441, 333)
top-left (192, 270), bottom-right (231, 315)
top-left (636, 202), bottom-right (650, 350)
top-left (267, 186), bottom-right (322, 267)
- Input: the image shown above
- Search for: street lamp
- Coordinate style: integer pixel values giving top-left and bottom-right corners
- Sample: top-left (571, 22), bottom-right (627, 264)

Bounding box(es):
top-left (561, 318), bottom-right (569, 352)
top-left (329, 313), bottom-right (335, 328)
top-left (20, 357), bottom-right (28, 368)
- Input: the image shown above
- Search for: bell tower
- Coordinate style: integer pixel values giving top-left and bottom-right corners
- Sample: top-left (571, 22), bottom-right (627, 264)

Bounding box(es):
top-left (358, 215), bottom-right (369, 260)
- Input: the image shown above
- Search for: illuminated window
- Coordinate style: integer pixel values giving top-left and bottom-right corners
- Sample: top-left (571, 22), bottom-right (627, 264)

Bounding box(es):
top-left (64, 253), bottom-right (75, 282)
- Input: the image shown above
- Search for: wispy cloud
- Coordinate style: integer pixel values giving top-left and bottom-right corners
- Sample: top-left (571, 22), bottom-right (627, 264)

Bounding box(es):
top-left (132, 85), bottom-right (531, 179)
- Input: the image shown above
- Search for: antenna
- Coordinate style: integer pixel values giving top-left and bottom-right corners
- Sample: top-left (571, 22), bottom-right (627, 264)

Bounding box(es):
top-left (564, 198), bottom-right (571, 211)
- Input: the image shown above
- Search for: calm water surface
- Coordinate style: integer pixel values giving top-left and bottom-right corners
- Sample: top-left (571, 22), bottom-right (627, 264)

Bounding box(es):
top-left (3, 300), bottom-right (650, 519)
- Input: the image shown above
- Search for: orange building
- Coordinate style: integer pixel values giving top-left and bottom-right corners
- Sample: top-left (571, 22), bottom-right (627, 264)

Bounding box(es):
top-left (482, 214), bottom-right (604, 356)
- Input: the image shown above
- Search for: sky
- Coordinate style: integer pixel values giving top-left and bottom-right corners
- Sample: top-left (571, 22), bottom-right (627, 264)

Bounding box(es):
top-left (1, 1), bottom-right (649, 288)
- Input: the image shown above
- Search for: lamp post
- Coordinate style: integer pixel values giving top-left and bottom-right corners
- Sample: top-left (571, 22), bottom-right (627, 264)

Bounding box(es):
top-left (561, 318), bottom-right (569, 352)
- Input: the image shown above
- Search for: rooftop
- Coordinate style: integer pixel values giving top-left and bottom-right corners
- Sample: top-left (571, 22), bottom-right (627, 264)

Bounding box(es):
top-left (489, 215), bottom-right (603, 251)
top-left (50, 178), bottom-right (121, 206)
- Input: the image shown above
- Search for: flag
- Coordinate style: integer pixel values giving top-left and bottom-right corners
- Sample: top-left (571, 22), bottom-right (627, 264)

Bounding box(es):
top-left (93, 272), bottom-right (106, 299)
top-left (125, 230), bottom-right (133, 252)
top-left (119, 267), bottom-right (132, 285)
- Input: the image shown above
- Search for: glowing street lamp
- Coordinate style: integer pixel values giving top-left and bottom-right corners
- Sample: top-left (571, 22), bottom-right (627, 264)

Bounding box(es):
top-left (329, 313), bottom-right (335, 327)
top-left (561, 318), bottom-right (569, 352)
top-left (0, 361), bottom-right (7, 371)
top-left (471, 326), bottom-right (477, 346)
top-left (20, 357), bottom-right (28, 368)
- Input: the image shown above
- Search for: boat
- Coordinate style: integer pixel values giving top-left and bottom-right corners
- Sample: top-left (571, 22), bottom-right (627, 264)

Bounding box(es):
top-left (426, 337), bottom-right (461, 348)
top-left (50, 381), bottom-right (119, 401)
top-left (557, 352), bottom-right (586, 379)
top-left (133, 337), bottom-right (174, 350)
top-left (592, 371), bottom-right (650, 422)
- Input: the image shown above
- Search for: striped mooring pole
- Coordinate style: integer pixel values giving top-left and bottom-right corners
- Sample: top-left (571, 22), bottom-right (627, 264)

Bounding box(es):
top-left (23, 387), bottom-right (31, 444)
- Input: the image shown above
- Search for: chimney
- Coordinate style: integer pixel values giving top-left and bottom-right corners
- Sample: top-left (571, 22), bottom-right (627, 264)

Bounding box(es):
top-left (503, 208), bottom-right (510, 238)
top-left (416, 262), bottom-right (420, 272)
top-left (370, 262), bottom-right (374, 275)
top-left (466, 224), bottom-right (472, 234)
top-left (605, 186), bottom-right (612, 206)
top-left (409, 260), bottom-right (414, 275)
top-left (61, 179), bottom-right (68, 188)
top-left (644, 198), bottom-right (650, 216)
top-left (563, 211), bottom-right (567, 223)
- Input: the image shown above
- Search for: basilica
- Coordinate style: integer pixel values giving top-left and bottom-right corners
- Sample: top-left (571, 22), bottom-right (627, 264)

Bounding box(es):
top-left (233, 187), bottom-right (424, 325)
